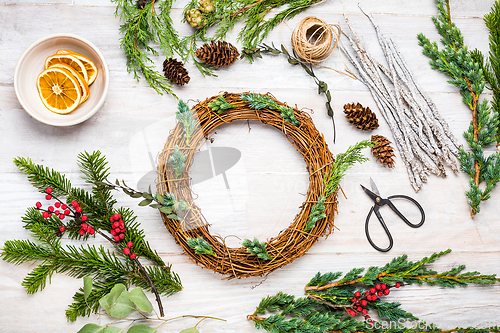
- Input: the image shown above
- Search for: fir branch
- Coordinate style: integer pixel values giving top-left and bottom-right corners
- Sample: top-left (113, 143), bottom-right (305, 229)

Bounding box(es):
top-left (208, 94), bottom-right (237, 113)
top-left (242, 238), bottom-right (273, 260)
top-left (168, 145), bottom-right (188, 178)
top-left (418, 0), bottom-right (500, 216)
top-left (304, 196), bottom-right (326, 232)
top-left (187, 237), bottom-right (217, 257)
top-left (323, 140), bottom-right (373, 198)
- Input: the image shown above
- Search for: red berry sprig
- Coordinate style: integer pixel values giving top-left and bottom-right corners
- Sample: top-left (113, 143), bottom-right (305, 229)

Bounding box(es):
top-left (347, 282), bottom-right (401, 320)
top-left (109, 214), bottom-right (137, 260)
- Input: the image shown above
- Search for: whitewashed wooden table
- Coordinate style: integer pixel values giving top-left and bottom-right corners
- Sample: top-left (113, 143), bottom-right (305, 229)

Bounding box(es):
top-left (1, 0), bottom-right (500, 332)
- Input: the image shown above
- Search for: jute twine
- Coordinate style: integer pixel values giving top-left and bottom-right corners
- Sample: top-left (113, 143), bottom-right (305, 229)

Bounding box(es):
top-left (157, 92), bottom-right (338, 279)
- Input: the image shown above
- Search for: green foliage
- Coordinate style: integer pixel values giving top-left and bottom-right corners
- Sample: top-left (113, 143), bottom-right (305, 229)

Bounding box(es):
top-left (251, 250), bottom-right (500, 333)
top-left (241, 92), bottom-right (301, 126)
top-left (2, 152), bottom-right (182, 321)
top-left (176, 100), bottom-right (197, 143)
top-left (208, 95), bottom-right (237, 113)
top-left (242, 238), bottom-right (273, 260)
top-left (168, 145), bottom-right (188, 178)
top-left (187, 237), bottom-right (217, 257)
top-left (418, 0), bottom-right (500, 215)
top-left (323, 140), bottom-right (373, 198)
top-left (304, 196), bottom-right (326, 232)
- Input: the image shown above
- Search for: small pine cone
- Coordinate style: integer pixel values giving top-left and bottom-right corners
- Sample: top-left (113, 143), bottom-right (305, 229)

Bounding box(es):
top-left (163, 58), bottom-right (190, 86)
top-left (371, 134), bottom-right (395, 168)
top-left (343, 102), bottom-right (379, 130)
top-left (195, 40), bottom-right (240, 67)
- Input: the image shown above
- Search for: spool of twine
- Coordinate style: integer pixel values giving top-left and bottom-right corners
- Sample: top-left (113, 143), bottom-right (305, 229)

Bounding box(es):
top-left (291, 16), bottom-right (340, 64)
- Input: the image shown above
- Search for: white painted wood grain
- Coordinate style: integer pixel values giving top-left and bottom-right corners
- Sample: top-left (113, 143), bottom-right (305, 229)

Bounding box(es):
top-left (1, 0), bottom-right (499, 332)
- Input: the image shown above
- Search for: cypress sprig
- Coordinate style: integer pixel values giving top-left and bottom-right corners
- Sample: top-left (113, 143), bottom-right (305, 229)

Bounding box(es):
top-left (417, 0), bottom-right (500, 216)
top-left (241, 92), bottom-right (301, 126)
top-left (304, 196), bottom-right (326, 232)
top-left (250, 250), bottom-right (500, 333)
top-left (208, 94), bottom-right (237, 113)
top-left (168, 145), bottom-right (188, 178)
top-left (242, 238), bottom-right (273, 260)
top-left (187, 237), bottom-right (217, 257)
top-left (1, 151), bottom-right (182, 321)
top-left (176, 99), bottom-right (197, 144)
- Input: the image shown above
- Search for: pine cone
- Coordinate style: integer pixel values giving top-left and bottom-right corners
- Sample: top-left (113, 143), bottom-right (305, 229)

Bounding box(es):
top-left (163, 58), bottom-right (190, 86)
top-left (195, 40), bottom-right (240, 67)
top-left (371, 134), bottom-right (395, 168)
top-left (343, 102), bottom-right (379, 130)
top-left (137, 0), bottom-right (150, 9)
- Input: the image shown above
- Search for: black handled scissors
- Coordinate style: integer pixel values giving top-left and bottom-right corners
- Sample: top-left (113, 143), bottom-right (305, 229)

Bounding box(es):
top-left (361, 178), bottom-right (425, 252)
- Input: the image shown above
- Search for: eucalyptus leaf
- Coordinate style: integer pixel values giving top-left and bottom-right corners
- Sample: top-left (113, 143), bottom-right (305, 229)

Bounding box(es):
top-left (109, 290), bottom-right (135, 318)
top-left (149, 204), bottom-right (162, 209)
top-left (83, 276), bottom-right (92, 301)
top-left (128, 287), bottom-right (154, 313)
top-left (131, 192), bottom-right (143, 198)
top-left (103, 327), bottom-right (123, 333)
top-left (99, 294), bottom-right (111, 313)
top-left (179, 327), bottom-right (199, 333)
top-left (100, 284), bottom-right (126, 313)
top-left (159, 206), bottom-right (173, 214)
top-left (156, 195), bottom-right (165, 205)
top-left (127, 325), bottom-right (156, 333)
top-left (143, 192), bottom-right (154, 200)
top-left (139, 198), bottom-right (153, 206)
top-left (78, 323), bottom-right (105, 333)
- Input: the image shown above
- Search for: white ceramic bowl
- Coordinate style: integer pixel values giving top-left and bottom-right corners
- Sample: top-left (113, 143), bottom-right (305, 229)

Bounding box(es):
top-left (14, 33), bottom-right (109, 126)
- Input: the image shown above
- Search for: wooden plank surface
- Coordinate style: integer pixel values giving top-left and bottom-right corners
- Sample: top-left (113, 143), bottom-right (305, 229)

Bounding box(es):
top-left (1, 0), bottom-right (500, 332)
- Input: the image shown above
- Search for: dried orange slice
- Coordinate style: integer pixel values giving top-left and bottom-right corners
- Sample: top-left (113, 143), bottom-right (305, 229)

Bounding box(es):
top-left (56, 49), bottom-right (98, 85)
top-left (45, 54), bottom-right (88, 83)
top-left (48, 62), bottom-right (90, 104)
top-left (37, 67), bottom-right (82, 114)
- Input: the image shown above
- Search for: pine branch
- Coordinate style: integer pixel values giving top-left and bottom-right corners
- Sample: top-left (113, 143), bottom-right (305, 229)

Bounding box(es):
top-left (418, 0), bottom-right (500, 216)
top-left (242, 238), bottom-right (273, 260)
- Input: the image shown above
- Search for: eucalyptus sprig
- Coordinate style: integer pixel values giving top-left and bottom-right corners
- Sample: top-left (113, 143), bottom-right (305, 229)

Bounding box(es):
top-left (1, 151), bottom-right (182, 321)
top-left (249, 249), bottom-right (500, 333)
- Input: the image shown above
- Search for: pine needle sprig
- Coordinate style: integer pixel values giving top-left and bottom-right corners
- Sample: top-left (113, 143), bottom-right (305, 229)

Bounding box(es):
top-left (208, 94), bottom-right (237, 113)
top-left (242, 238), bottom-right (273, 260)
top-left (168, 145), bottom-right (188, 178)
top-left (250, 250), bottom-right (500, 333)
top-left (417, 0), bottom-right (500, 216)
top-left (176, 99), bottom-right (198, 144)
top-left (187, 237), bottom-right (217, 257)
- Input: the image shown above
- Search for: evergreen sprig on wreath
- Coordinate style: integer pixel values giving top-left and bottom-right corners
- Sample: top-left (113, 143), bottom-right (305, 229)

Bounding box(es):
top-left (248, 249), bottom-right (500, 333)
top-left (0, 151), bottom-right (182, 321)
top-left (417, 0), bottom-right (500, 216)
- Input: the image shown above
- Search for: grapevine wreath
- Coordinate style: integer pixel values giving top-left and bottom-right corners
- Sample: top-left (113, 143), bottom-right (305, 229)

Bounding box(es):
top-left (157, 92), bottom-right (369, 279)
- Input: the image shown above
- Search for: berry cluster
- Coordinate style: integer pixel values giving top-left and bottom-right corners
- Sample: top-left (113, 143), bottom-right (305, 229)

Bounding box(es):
top-left (347, 282), bottom-right (401, 320)
top-left (109, 214), bottom-right (136, 260)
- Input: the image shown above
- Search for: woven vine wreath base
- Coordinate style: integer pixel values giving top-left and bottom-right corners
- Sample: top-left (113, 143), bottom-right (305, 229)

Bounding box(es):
top-left (157, 92), bottom-right (337, 279)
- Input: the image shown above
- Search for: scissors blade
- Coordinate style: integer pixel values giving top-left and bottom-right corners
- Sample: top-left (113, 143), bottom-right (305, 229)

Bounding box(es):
top-left (370, 177), bottom-right (381, 196)
top-left (360, 184), bottom-right (379, 203)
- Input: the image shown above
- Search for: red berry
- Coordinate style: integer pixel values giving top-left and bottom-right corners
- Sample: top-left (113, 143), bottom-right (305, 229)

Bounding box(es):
top-left (45, 194), bottom-right (52, 200)
top-left (42, 211), bottom-right (49, 219)
top-left (112, 222), bottom-right (119, 228)
top-left (355, 307), bottom-right (361, 312)
top-left (365, 291), bottom-right (370, 296)
top-left (59, 214), bottom-right (65, 220)
top-left (126, 241), bottom-right (133, 248)
top-left (36, 202), bottom-right (42, 208)
top-left (119, 233), bottom-right (125, 240)
top-left (81, 223), bottom-right (88, 231)
top-left (123, 247), bottom-right (130, 255)
top-left (384, 289), bottom-right (390, 295)
top-left (88, 228), bottom-right (95, 235)
top-left (366, 295), bottom-right (372, 301)
top-left (59, 225), bottom-right (65, 232)
top-left (354, 292), bottom-right (361, 298)
top-left (45, 187), bottom-right (53, 194)
top-left (110, 229), bottom-right (116, 236)
top-left (129, 253), bottom-right (137, 259)
top-left (369, 288), bottom-right (376, 294)
top-left (75, 206), bottom-right (82, 213)
top-left (110, 217), bottom-right (115, 222)
top-left (395, 282), bottom-right (401, 288)
top-left (362, 309), bottom-right (368, 315)
top-left (377, 291), bottom-right (383, 297)
top-left (381, 284), bottom-right (387, 290)
top-left (114, 235), bottom-right (120, 242)
top-left (61, 204), bottom-right (67, 210)
top-left (361, 300), bottom-right (367, 306)
top-left (71, 200), bottom-right (78, 207)
top-left (54, 202), bottom-right (61, 208)
top-left (54, 210), bottom-right (60, 215)
top-left (114, 214), bottom-right (121, 220)
top-left (351, 298), bottom-right (356, 303)
top-left (114, 228), bottom-right (121, 234)
top-left (371, 295), bottom-right (377, 301)
top-left (79, 229), bottom-right (85, 236)
top-left (375, 284), bottom-right (381, 290)
top-left (64, 209), bottom-right (70, 215)
top-left (48, 206), bottom-right (54, 212)
top-left (81, 215), bottom-right (88, 222)
top-left (48, 213), bottom-right (52, 218)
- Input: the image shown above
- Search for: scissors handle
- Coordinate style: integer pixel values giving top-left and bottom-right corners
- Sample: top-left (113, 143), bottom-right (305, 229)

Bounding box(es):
top-left (385, 195), bottom-right (425, 228)
top-left (365, 206), bottom-right (393, 252)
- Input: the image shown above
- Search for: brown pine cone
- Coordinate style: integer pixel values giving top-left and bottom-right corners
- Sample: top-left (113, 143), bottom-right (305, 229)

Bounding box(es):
top-left (195, 40), bottom-right (240, 67)
top-left (343, 102), bottom-right (379, 130)
top-left (371, 134), bottom-right (395, 168)
top-left (163, 58), bottom-right (190, 86)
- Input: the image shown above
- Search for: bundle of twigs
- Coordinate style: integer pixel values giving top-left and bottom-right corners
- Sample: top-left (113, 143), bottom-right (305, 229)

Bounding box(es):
top-left (340, 11), bottom-right (461, 192)
top-left (156, 92), bottom-right (337, 279)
